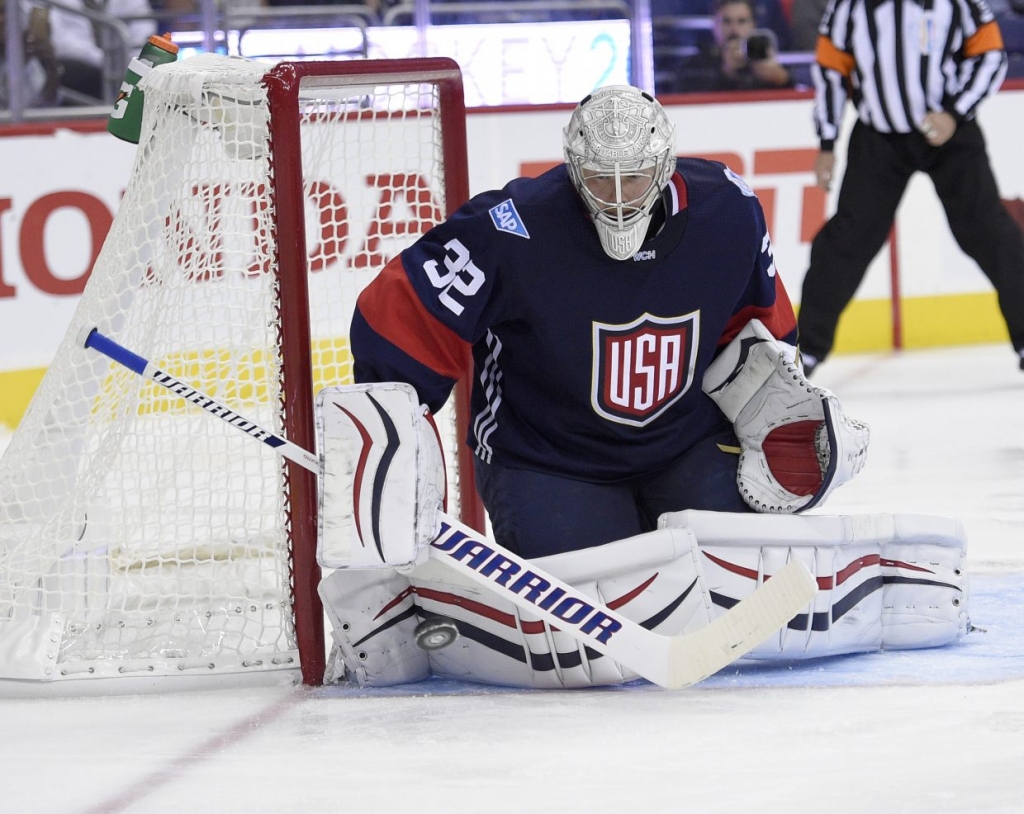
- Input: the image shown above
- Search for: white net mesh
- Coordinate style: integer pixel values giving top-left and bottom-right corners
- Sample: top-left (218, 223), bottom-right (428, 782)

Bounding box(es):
top-left (0, 55), bottom-right (466, 687)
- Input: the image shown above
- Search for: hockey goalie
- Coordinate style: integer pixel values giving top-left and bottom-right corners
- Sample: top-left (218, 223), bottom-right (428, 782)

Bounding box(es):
top-left (317, 86), bottom-right (969, 690)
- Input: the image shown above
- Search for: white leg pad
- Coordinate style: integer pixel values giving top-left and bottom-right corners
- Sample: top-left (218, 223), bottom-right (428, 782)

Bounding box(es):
top-left (318, 567), bottom-right (429, 687)
top-left (410, 526), bottom-right (714, 689)
top-left (659, 510), bottom-right (969, 659)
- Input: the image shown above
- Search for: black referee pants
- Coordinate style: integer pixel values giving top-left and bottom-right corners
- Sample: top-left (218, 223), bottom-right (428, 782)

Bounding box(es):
top-left (798, 119), bottom-right (1024, 361)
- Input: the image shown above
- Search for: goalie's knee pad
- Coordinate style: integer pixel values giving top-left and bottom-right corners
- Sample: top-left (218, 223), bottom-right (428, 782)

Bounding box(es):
top-left (703, 319), bottom-right (870, 513)
top-left (660, 510), bottom-right (969, 658)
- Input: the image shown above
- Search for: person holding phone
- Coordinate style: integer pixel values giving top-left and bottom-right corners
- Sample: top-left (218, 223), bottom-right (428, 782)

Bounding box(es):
top-left (673, 0), bottom-right (793, 93)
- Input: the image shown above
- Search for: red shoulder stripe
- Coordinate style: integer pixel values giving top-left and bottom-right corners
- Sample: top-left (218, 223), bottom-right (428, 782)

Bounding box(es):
top-left (357, 258), bottom-right (471, 380)
top-left (718, 275), bottom-right (797, 346)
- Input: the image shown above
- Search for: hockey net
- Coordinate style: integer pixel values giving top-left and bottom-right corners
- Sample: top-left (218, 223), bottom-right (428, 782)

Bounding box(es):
top-left (0, 55), bottom-right (480, 691)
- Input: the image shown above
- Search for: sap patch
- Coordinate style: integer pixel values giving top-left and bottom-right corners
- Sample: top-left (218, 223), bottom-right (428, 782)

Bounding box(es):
top-left (488, 199), bottom-right (530, 239)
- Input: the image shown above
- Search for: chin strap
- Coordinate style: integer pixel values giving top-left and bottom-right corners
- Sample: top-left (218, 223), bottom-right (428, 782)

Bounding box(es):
top-left (596, 216), bottom-right (650, 260)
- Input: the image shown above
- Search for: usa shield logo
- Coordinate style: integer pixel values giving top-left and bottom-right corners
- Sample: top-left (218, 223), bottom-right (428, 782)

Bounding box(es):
top-left (592, 312), bottom-right (700, 426)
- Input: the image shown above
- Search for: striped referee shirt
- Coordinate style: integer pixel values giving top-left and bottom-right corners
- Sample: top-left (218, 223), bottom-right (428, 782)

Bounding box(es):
top-left (812, 0), bottom-right (1008, 148)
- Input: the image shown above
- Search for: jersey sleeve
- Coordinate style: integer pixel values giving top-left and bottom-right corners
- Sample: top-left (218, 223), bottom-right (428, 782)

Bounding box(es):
top-left (812, 0), bottom-right (855, 150)
top-left (351, 192), bottom-right (506, 413)
top-left (718, 196), bottom-right (798, 348)
top-left (950, 1), bottom-right (1006, 122)
top-left (350, 264), bottom-right (470, 414)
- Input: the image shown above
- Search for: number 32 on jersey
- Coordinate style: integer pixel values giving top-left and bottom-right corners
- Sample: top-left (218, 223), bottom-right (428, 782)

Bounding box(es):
top-left (423, 238), bottom-right (485, 316)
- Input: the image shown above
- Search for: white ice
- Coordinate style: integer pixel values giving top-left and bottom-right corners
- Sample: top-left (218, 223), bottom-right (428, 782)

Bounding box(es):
top-left (3, 343), bottom-right (1024, 814)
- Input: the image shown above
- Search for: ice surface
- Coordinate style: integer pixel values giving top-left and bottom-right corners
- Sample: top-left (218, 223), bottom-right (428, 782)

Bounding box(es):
top-left (2, 344), bottom-right (1023, 813)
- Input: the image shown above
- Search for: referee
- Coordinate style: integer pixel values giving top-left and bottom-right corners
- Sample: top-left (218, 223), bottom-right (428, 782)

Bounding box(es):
top-left (797, 0), bottom-right (1024, 374)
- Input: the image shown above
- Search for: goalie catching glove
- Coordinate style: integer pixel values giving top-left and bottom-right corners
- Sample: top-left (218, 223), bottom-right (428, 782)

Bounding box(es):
top-left (702, 320), bottom-right (869, 513)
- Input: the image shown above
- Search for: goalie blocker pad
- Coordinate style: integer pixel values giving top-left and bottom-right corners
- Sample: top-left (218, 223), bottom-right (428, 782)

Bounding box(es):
top-left (317, 510), bottom-right (968, 689)
top-left (702, 319), bottom-right (870, 513)
top-left (316, 383), bottom-right (446, 569)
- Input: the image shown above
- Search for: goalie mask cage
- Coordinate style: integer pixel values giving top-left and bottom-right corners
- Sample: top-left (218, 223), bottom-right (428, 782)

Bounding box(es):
top-left (0, 55), bottom-right (483, 693)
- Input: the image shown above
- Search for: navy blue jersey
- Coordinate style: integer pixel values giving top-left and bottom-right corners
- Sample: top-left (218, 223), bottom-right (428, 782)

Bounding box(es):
top-left (352, 158), bottom-right (797, 481)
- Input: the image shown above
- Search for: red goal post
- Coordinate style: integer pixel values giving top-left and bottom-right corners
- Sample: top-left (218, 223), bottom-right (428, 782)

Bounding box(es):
top-left (266, 58), bottom-right (485, 687)
top-left (0, 55), bottom-right (484, 692)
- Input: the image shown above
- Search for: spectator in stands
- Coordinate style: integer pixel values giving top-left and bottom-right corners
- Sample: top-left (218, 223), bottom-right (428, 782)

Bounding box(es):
top-left (652, 0), bottom-right (792, 49)
top-left (798, 0), bottom-right (1024, 375)
top-left (48, 0), bottom-right (155, 103)
top-left (158, 0), bottom-right (266, 32)
top-left (0, 0), bottom-right (62, 108)
top-left (749, 0), bottom-right (792, 49)
top-left (672, 0), bottom-right (793, 92)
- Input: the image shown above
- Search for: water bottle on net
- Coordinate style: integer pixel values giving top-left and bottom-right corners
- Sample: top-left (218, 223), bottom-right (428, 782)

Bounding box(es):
top-left (107, 33), bottom-right (180, 144)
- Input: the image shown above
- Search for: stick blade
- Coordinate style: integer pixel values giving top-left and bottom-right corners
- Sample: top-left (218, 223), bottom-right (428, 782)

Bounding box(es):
top-left (666, 559), bottom-right (817, 689)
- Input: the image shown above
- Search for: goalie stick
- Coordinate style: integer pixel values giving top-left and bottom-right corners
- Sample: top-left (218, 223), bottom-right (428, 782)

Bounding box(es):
top-left (82, 327), bottom-right (817, 689)
top-left (81, 327), bottom-right (321, 474)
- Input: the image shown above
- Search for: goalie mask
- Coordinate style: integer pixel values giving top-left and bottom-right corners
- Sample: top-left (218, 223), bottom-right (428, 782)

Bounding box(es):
top-left (563, 86), bottom-right (676, 261)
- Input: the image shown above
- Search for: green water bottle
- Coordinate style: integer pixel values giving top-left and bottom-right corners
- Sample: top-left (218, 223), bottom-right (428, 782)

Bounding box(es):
top-left (107, 33), bottom-right (180, 144)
